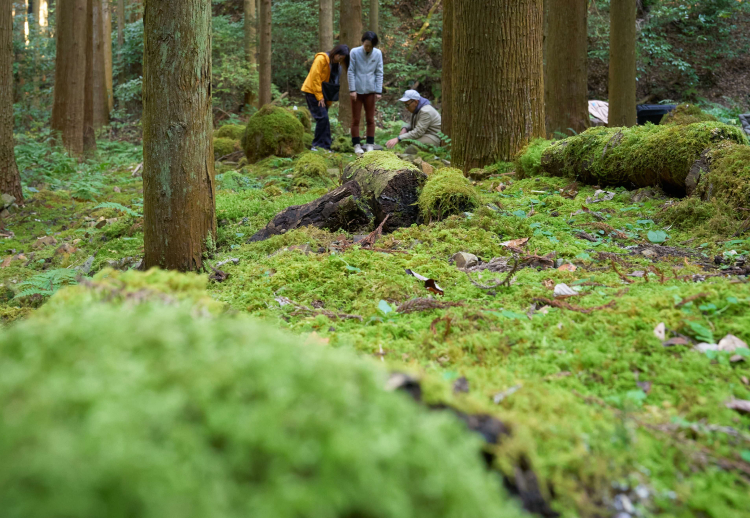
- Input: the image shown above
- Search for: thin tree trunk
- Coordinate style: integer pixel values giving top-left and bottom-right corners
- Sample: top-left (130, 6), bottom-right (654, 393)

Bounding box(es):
top-left (545, 0), bottom-right (588, 136)
top-left (1, 0), bottom-right (23, 202)
top-left (369, 0), bottom-right (378, 33)
top-left (608, 0), bottom-right (636, 127)
top-left (452, 0), bottom-right (545, 170)
top-left (244, 0), bottom-right (256, 65)
top-left (257, 0), bottom-right (271, 107)
top-left (83, 0), bottom-right (96, 153)
top-left (91, 0), bottom-right (108, 129)
top-left (319, 0), bottom-right (333, 51)
top-left (102, 0), bottom-right (113, 112)
top-left (441, 0), bottom-right (452, 138)
top-left (128, 0), bottom-right (141, 22)
top-left (117, 0), bottom-right (123, 47)
top-left (143, 0), bottom-right (216, 272)
top-left (50, 0), bottom-right (88, 156)
top-left (339, 0), bottom-right (362, 133)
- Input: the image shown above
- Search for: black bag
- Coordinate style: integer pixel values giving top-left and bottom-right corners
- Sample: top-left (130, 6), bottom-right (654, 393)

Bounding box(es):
top-left (322, 64), bottom-right (340, 102)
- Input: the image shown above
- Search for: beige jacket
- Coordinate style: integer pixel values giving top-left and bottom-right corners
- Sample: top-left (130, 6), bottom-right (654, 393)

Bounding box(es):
top-left (401, 105), bottom-right (442, 146)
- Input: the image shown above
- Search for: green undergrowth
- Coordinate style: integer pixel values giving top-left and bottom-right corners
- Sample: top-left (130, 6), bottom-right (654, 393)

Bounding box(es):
top-left (6, 135), bottom-right (750, 518)
top-left (661, 103), bottom-right (719, 126)
top-left (418, 168), bottom-right (480, 221)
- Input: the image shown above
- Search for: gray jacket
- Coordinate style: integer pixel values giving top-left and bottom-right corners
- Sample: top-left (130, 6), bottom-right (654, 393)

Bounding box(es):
top-left (347, 46), bottom-right (384, 95)
top-left (740, 113), bottom-right (750, 137)
top-left (401, 105), bottom-right (442, 145)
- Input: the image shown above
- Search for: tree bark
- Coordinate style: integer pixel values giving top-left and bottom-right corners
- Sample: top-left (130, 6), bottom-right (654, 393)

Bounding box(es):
top-left (91, 0), bottom-right (108, 129)
top-left (50, 0), bottom-right (88, 156)
top-left (369, 0), bottom-right (378, 33)
top-left (83, 0), bottom-right (96, 153)
top-left (319, 0), bottom-right (333, 51)
top-left (608, 0), bottom-right (636, 127)
top-left (441, 0), bottom-right (452, 138)
top-left (102, 0), bottom-right (113, 112)
top-left (1, 0), bottom-right (22, 202)
top-left (545, 0), bottom-right (588, 136)
top-left (117, 0), bottom-right (124, 47)
top-left (244, 0), bottom-right (256, 65)
top-left (452, 0), bottom-right (545, 170)
top-left (257, 0), bottom-right (271, 107)
top-left (143, 0), bottom-right (216, 271)
top-left (338, 0), bottom-right (362, 133)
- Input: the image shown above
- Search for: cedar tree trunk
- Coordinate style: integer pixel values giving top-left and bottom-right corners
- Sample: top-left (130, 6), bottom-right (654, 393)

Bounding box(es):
top-left (51, 0), bottom-right (88, 156)
top-left (1, 0), bottom-right (22, 201)
top-left (608, 0), bottom-right (636, 127)
top-left (143, 0), bottom-right (216, 271)
top-left (545, 0), bottom-right (588, 136)
top-left (91, 0), bottom-right (108, 129)
top-left (369, 0), bottom-right (378, 33)
top-left (244, 0), bottom-right (256, 65)
top-left (83, 0), bottom-right (96, 153)
top-left (441, 0), bottom-right (453, 138)
top-left (102, 0), bottom-right (113, 112)
top-left (257, 0), bottom-right (271, 107)
top-left (319, 0), bottom-right (333, 51)
top-left (452, 0), bottom-right (545, 170)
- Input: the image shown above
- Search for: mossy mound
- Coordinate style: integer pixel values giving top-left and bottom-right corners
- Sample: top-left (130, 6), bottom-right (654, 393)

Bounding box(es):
top-left (289, 106), bottom-right (312, 132)
top-left (241, 104), bottom-right (305, 163)
top-left (515, 138), bottom-right (554, 179)
top-left (292, 153), bottom-right (333, 189)
top-left (418, 167), bottom-right (480, 221)
top-left (661, 103), bottom-right (719, 126)
top-left (302, 132), bottom-right (314, 149)
top-left (697, 141), bottom-right (750, 208)
top-left (215, 124), bottom-right (246, 140)
top-left (0, 291), bottom-right (522, 518)
top-left (217, 170), bottom-right (253, 191)
top-left (214, 137), bottom-right (240, 159)
top-left (540, 122), bottom-right (747, 194)
top-left (331, 135), bottom-right (354, 153)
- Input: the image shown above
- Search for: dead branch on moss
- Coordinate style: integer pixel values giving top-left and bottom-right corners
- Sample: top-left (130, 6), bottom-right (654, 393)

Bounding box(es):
top-left (465, 257), bottom-right (520, 290)
top-left (359, 215), bottom-right (389, 249)
top-left (282, 298), bottom-right (363, 322)
top-left (675, 292), bottom-right (710, 308)
top-left (532, 297), bottom-right (617, 314)
top-left (397, 298), bottom-right (465, 314)
top-left (649, 264), bottom-right (666, 284)
top-left (581, 222), bottom-right (629, 239)
top-left (610, 259), bottom-right (633, 284)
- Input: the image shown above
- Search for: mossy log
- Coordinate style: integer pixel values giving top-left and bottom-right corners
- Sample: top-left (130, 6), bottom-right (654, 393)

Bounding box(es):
top-left (250, 153), bottom-right (427, 241)
top-left (539, 122), bottom-right (748, 196)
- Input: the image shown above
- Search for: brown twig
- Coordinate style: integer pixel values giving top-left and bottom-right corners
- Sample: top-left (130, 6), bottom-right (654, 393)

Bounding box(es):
top-left (649, 264), bottom-right (666, 284)
top-left (397, 298), bottom-right (464, 314)
top-left (533, 297), bottom-right (617, 314)
top-left (675, 292), bottom-right (710, 308)
top-left (360, 215), bottom-right (389, 249)
top-left (610, 258), bottom-right (633, 284)
top-left (465, 257), bottom-right (520, 290)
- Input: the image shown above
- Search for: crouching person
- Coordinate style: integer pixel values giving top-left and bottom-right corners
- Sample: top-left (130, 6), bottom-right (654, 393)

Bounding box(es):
top-left (386, 90), bottom-right (442, 149)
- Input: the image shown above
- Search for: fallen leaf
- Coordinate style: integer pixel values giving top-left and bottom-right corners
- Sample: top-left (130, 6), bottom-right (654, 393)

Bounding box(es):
top-left (741, 376), bottom-right (749, 385)
top-left (55, 243), bottom-right (77, 256)
top-left (96, 220), bottom-right (107, 229)
top-left (275, 296), bottom-right (292, 307)
top-left (585, 190), bottom-right (616, 204)
top-left (654, 322), bottom-right (666, 341)
top-left (493, 384), bottom-right (522, 404)
top-left (0, 256), bottom-right (11, 268)
top-left (453, 376), bottom-right (470, 394)
top-left (113, 186), bottom-right (122, 193)
top-left (662, 336), bottom-right (690, 347)
top-left (32, 236), bottom-right (57, 250)
top-left (636, 380), bottom-right (653, 394)
top-left (542, 279), bottom-right (555, 289)
top-left (405, 269), bottom-right (444, 296)
top-left (718, 334), bottom-right (748, 353)
top-left (730, 355), bottom-right (745, 363)
top-left (726, 399), bottom-right (750, 415)
top-left (694, 342), bottom-right (719, 353)
top-left (553, 283), bottom-right (578, 298)
top-left (501, 237), bottom-right (530, 249)
top-left (558, 263), bottom-right (577, 272)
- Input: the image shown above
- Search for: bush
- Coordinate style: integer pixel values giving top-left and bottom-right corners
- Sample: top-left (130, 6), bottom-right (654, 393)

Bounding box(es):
top-left (418, 167), bottom-right (480, 221)
top-left (0, 281), bottom-right (523, 518)
top-left (661, 103), bottom-right (719, 126)
top-left (213, 137), bottom-right (240, 159)
top-left (292, 153), bottom-right (332, 189)
top-left (215, 124), bottom-right (246, 140)
top-left (515, 138), bottom-right (554, 179)
top-left (241, 104), bottom-right (305, 163)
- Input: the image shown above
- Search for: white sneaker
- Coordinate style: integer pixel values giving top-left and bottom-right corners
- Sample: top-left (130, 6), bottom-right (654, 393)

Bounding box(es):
top-left (365, 144), bottom-right (374, 153)
top-left (353, 144), bottom-right (364, 155)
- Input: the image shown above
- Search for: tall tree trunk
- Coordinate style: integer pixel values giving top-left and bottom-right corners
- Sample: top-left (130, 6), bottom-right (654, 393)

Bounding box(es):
top-left (30, 0), bottom-right (45, 27)
top-left (257, 0), bottom-right (271, 107)
top-left (1, 0), bottom-right (23, 202)
top-left (338, 0), bottom-right (362, 133)
top-left (128, 0), bottom-right (141, 22)
top-left (50, 0), bottom-right (88, 156)
top-left (117, 0), bottom-right (124, 83)
top-left (143, 0), bottom-right (216, 272)
top-left (608, 0), bottom-right (636, 127)
top-left (244, 0), bottom-right (256, 65)
top-left (369, 0), bottom-right (378, 33)
top-left (91, 0), bottom-right (108, 129)
top-left (441, 0), bottom-right (452, 138)
top-left (102, 0), bottom-right (113, 112)
top-left (545, 0), bottom-right (588, 136)
top-left (319, 0), bottom-right (333, 51)
top-left (83, 0), bottom-right (96, 153)
top-left (452, 0), bottom-right (545, 170)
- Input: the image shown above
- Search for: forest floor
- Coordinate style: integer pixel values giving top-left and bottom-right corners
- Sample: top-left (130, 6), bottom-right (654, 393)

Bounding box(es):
top-left (3, 135), bottom-right (750, 518)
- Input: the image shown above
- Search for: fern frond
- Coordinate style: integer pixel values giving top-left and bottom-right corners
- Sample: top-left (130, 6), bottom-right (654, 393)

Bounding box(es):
top-left (14, 269), bottom-right (80, 300)
top-left (13, 287), bottom-right (54, 300)
top-left (92, 202), bottom-right (142, 217)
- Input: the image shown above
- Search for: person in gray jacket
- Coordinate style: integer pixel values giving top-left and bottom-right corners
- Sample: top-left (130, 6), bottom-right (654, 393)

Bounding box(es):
top-left (386, 90), bottom-right (442, 149)
top-left (348, 31), bottom-right (384, 155)
top-left (740, 113), bottom-right (750, 137)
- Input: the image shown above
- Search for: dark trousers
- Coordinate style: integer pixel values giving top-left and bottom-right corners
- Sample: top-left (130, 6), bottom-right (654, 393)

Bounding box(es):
top-left (305, 93), bottom-right (332, 150)
top-left (351, 93), bottom-right (376, 145)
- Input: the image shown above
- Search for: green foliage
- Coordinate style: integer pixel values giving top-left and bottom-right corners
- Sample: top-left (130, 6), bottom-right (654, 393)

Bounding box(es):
top-left (214, 137), bottom-right (240, 159)
top-left (661, 103), bottom-right (719, 126)
top-left (215, 124), bottom-right (246, 140)
top-left (216, 171), bottom-right (259, 192)
top-left (242, 105), bottom-right (305, 163)
top-left (0, 294), bottom-right (522, 518)
top-left (92, 202), bottom-right (142, 218)
top-left (418, 167), bottom-right (480, 221)
top-left (292, 153), bottom-right (332, 189)
top-left (13, 269), bottom-right (80, 301)
top-left (515, 138), bottom-right (554, 179)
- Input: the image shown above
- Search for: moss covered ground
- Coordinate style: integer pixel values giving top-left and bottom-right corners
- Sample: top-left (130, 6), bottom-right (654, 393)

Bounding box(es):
top-left (3, 134), bottom-right (750, 518)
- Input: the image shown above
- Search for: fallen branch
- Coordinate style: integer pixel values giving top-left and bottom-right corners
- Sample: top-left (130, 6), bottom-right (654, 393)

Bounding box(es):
top-left (675, 292), bottom-right (710, 308)
top-left (533, 297), bottom-right (617, 314)
top-left (397, 298), bottom-right (464, 314)
top-left (465, 257), bottom-right (520, 290)
top-left (610, 259), bottom-right (633, 284)
top-left (278, 297), bottom-right (363, 322)
top-left (360, 214), bottom-right (389, 249)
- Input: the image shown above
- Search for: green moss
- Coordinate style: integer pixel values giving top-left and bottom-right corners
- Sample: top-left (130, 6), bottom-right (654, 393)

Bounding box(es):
top-left (698, 141), bottom-right (750, 209)
top-left (331, 135), bottom-right (354, 153)
top-left (0, 291), bottom-right (523, 518)
top-left (213, 137), bottom-right (239, 159)
top-left (515, 138), bottom-right (554, 179)
top-left (215, 124), bottom-right (246, 140)
top-left (302, 132), bottom-right (313, 149)
top-left (216, 170), bottom-right (252, 192)
top-left (292, 153), bottom-right (332, 189)
top-left (342, 152), bottom-right (423, 200)
top-left (418, 167), bottom-right (480, 221)
top-left (242, 104), bottom-right (305, 163)
top-left (289, 106), bottom-right (312, 132)
top-left (661, 103), bottom-right (719, 126)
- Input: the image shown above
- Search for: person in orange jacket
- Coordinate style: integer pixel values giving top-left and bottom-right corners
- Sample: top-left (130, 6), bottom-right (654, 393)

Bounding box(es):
top-left (301, 44), bottom-right (350, 151)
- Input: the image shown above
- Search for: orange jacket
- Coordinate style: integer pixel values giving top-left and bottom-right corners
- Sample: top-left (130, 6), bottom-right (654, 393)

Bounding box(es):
top-left (301, 53), bottom-right (331, 102)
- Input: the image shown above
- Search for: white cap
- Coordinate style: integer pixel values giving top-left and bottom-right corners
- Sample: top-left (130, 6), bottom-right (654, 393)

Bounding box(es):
top-left (399, 90), bottom-right (421, 102)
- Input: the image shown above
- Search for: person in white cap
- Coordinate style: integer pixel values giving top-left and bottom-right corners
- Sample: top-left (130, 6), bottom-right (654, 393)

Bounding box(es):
top-left (386, 90), bottom-right (442, 149)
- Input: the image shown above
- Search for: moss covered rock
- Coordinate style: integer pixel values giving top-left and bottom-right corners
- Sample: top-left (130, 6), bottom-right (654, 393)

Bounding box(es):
top-left (331, 135), bottom-right (354, 153)
top-left (0, 281), bottom-right (522, 518)
top-left (292, 153), bottom-right (332, 189)
top-left (661, 103), bottom-right (718, 126)
top-left (242, 104), bottom-right (305, 163)
top-left (302, 132), bottom-right (314, 149)
top-left (539, 122), bottom-right (747, 194)
top-left (515, 138), bottom-right (554, 179)
top-left (214, 137), bottom-right (240, 159)
top-left (289, 106), bottom-right (312, 132)
top-left (418, 167), bottom-right (480, 221)
top-left (215, 124), bottom-right (246, 140)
